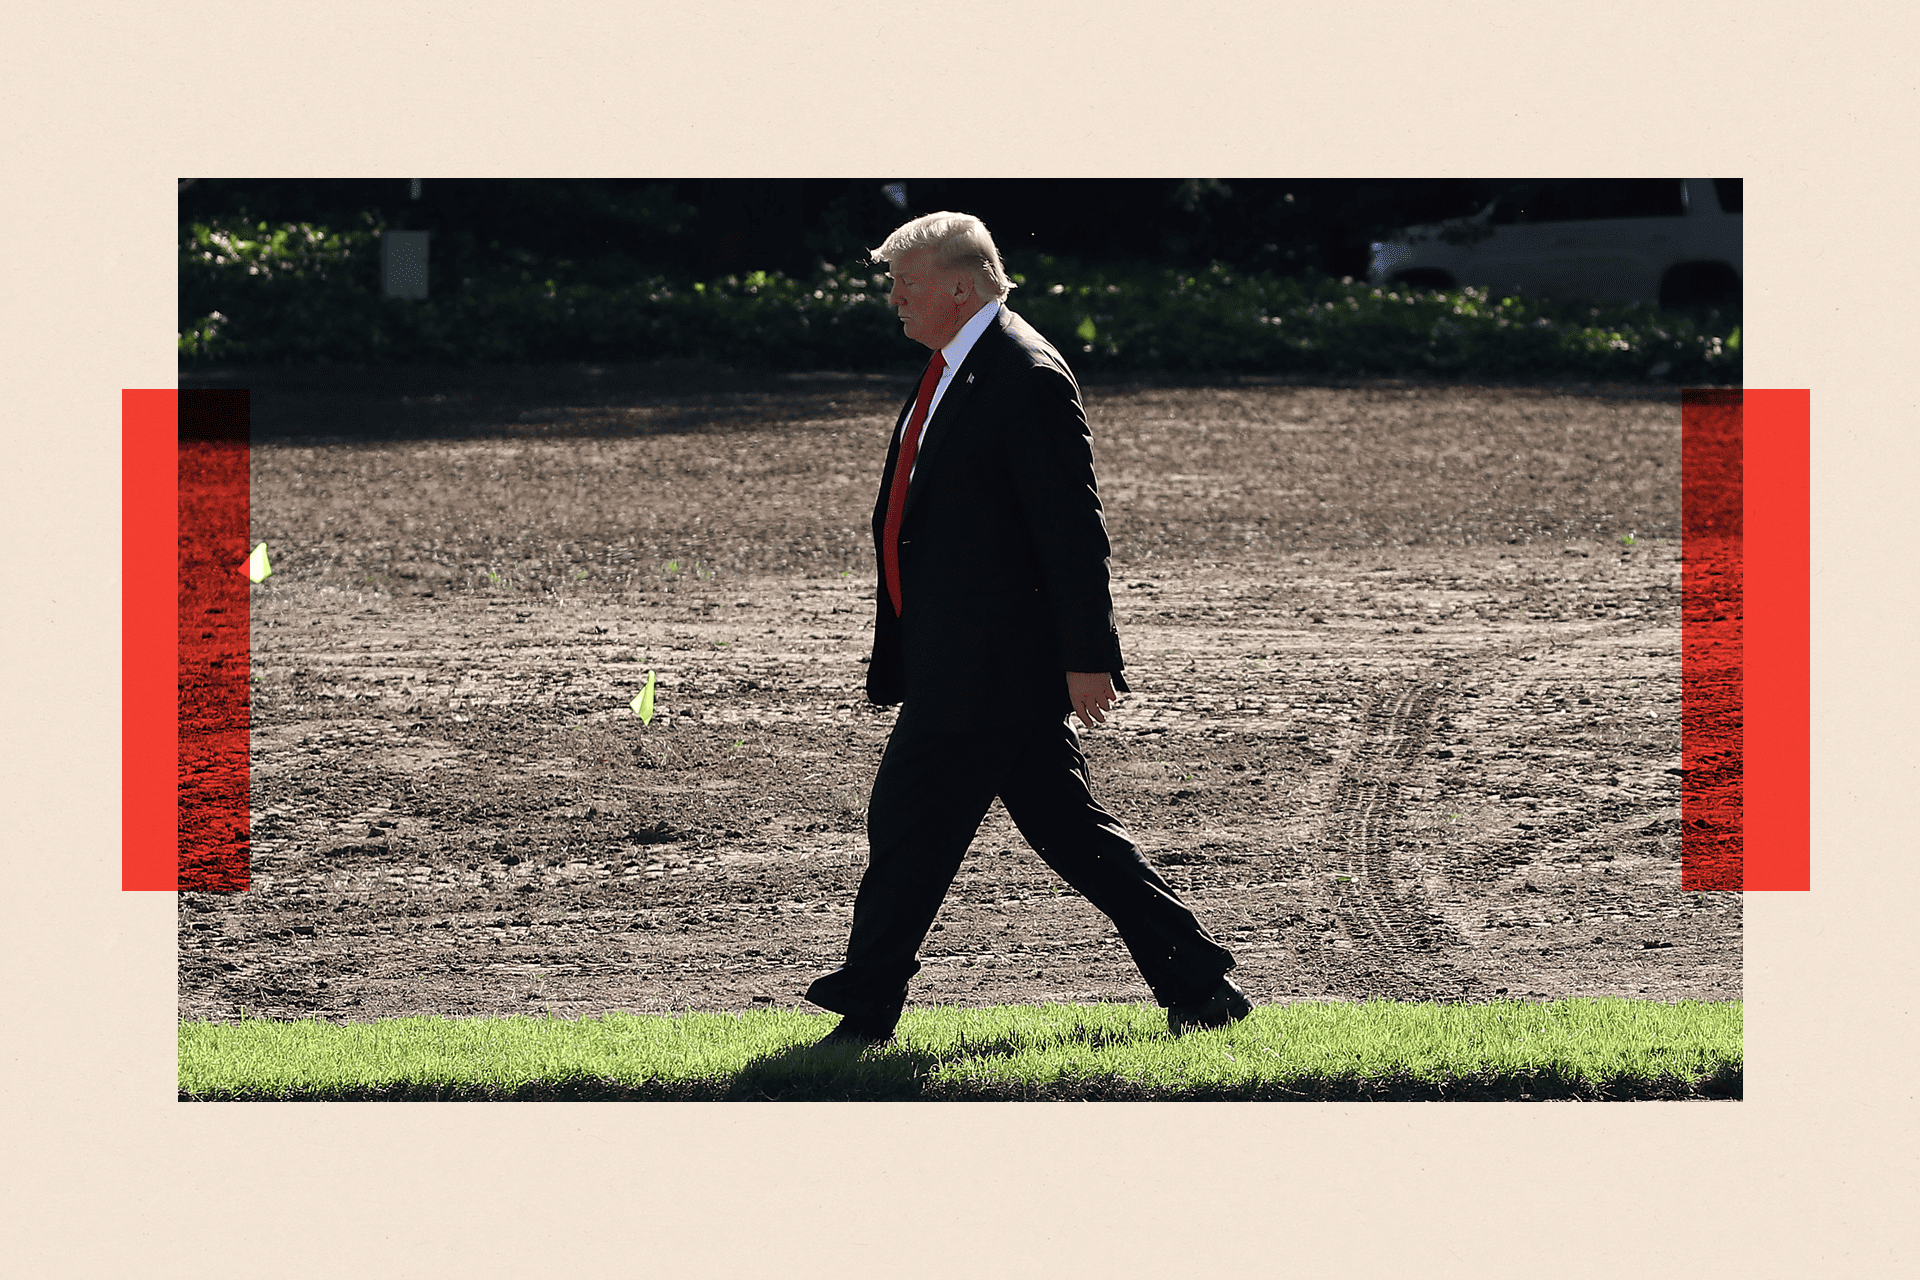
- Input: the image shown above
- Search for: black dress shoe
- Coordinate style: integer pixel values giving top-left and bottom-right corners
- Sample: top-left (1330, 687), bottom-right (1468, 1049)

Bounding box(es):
top-left (817, 1015), bottom-right (896, 1047)
top-left (1167, 977), bottom-right (1253, 1036)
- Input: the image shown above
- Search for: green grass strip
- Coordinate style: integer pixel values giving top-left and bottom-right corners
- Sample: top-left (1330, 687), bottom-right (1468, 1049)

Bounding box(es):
top-left (178, 998), bottom-right (1741, 1101)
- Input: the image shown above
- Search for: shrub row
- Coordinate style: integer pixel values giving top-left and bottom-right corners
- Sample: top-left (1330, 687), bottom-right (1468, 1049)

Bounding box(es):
top-left (180, 218), bottom-right (1740, 383)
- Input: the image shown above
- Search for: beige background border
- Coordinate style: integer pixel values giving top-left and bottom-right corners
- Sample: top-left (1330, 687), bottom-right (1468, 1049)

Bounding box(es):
top-left (5, 2), bottom-right (1916, 1274)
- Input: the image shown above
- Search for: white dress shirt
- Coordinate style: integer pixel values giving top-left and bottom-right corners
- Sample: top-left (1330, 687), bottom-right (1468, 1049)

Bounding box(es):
top-left (902, 299), bottom-right (1000, 479)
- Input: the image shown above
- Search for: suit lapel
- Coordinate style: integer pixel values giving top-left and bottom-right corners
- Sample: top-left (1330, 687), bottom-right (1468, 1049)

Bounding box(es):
top-left (901, 309), bottom-right (1008, 523)
top-left (873, 392), bottom-right (913, 535)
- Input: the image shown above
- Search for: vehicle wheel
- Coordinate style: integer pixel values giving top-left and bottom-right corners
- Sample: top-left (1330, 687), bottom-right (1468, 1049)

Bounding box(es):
top-left (1392, 269), bottom-right (1456, 291)
top-left (1659, 262), bottom-right (1741, 310)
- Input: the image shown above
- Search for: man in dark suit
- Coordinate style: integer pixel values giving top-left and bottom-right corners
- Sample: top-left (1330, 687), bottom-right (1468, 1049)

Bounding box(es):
top-left (805, 212), bottom-right (1250, 1046)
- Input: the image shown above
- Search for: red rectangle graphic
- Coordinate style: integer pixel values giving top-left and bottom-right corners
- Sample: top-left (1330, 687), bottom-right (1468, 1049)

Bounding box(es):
top-left (1680, 388), bottom-right (1810, 890)
top-left (122, 390), bottom-right (179, 890)
top-left (122, 389), bottom-right (254, 891)
top-left (1742, 389), bottom-right (1811, 890)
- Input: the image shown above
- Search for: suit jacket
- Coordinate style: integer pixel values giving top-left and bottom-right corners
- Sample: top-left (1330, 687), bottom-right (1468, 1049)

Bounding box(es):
top-left (865, 305), bottom-right (1130, 728)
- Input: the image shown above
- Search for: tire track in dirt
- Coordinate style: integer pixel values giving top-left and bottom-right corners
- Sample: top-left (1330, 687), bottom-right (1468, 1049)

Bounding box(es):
top-left (1326, 680), bottom-right (1449, 952)
top-left (1306, 678), bottom-right (1495, 1001)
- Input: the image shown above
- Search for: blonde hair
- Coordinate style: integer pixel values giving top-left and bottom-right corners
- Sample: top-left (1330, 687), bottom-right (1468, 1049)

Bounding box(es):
top-left (869, 211), bottom-right (1017, 300)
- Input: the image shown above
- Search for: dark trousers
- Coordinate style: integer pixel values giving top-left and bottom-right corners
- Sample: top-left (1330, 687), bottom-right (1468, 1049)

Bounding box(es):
top-left (805, 705), bottom-right (1236, 1023)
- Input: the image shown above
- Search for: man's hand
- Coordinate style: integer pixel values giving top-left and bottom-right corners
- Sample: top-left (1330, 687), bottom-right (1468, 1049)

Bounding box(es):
top-left (1067, 671), bottom-right (1120, 729)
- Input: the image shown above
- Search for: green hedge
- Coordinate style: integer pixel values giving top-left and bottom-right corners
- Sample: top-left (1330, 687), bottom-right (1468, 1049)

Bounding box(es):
top-left (180, 218), bottom-right (1739, 383)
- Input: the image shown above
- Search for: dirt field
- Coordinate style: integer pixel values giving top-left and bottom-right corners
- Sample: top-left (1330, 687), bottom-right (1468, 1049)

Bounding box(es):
top-left (175, 374), bottom-right (1739, 1022)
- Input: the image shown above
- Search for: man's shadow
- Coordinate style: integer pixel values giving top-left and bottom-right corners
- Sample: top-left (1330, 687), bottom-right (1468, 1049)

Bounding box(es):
top-left (725, 1039), bottom-right (955, 1101)
top-left (724, 1023), bottom-right (1142, 1101)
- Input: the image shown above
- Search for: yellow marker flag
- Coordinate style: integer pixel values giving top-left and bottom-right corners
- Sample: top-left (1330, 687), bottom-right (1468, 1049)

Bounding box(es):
top-left (244, 542), bottom-right (272, 583)
top-left (631, 670), bottom-right (656, 725)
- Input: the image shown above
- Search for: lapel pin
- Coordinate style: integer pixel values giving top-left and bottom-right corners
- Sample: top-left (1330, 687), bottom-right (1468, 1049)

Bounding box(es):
top-left (967, 373), bottom-right (975, 384)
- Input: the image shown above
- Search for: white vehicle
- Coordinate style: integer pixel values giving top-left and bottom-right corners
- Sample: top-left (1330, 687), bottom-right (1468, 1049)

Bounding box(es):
top-left (1368, 178), bottom-right (1740, 309)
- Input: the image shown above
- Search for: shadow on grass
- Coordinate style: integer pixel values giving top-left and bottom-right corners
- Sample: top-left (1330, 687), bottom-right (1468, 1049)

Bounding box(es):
top-left (722, 1039), bottom-right (949, 1101)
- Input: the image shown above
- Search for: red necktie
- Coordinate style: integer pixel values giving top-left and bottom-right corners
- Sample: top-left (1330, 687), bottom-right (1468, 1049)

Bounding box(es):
top-left (882, 351), bottom-right (946, 617)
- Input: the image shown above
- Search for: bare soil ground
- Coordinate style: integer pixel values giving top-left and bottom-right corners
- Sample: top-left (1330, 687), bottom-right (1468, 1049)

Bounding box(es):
top-left (176, 373), bottom-right (1738, 1022)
